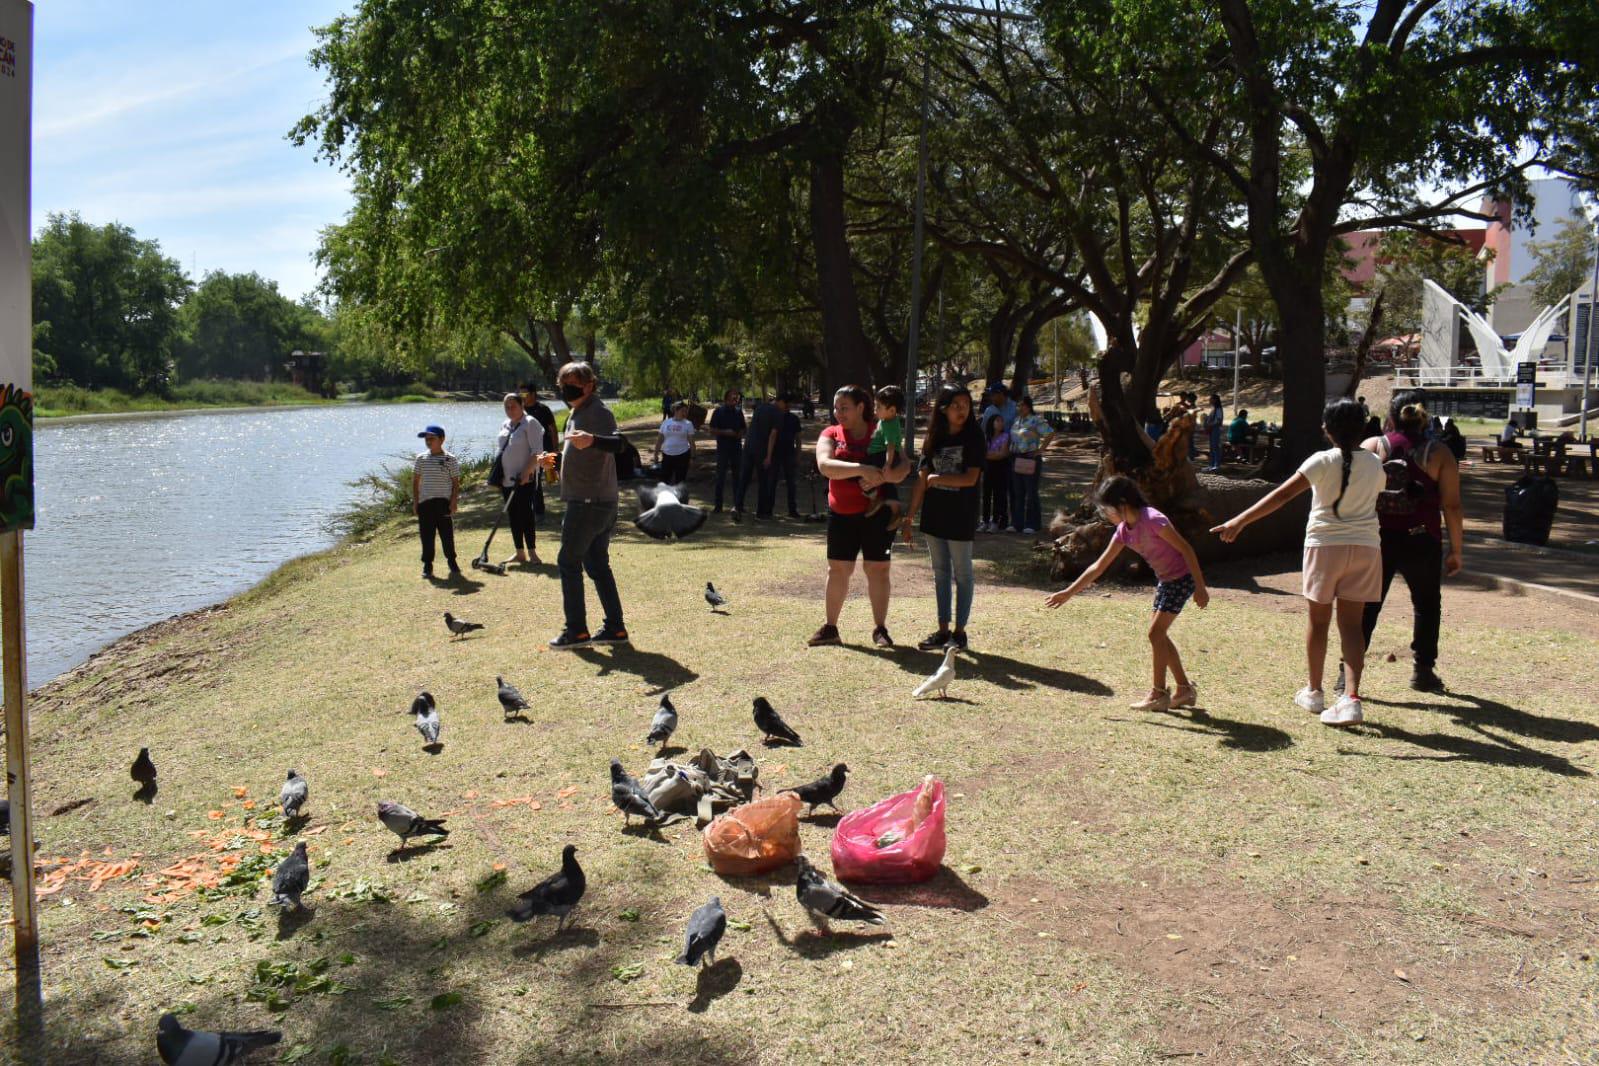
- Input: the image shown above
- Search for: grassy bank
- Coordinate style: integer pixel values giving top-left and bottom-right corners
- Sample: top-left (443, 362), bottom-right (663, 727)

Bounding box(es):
top-left (35, 382), bottom-right (337, 419)
top-left (7, 458), bottom-right (1597, 1064)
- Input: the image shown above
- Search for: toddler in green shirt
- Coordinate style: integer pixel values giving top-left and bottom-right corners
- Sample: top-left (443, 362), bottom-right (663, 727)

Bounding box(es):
top-left (863, 385), bottom-right (905, 523)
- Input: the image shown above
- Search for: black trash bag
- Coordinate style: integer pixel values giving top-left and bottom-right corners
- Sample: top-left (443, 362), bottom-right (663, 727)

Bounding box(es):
top-left (1503, 475), bottom-right (1558, 546)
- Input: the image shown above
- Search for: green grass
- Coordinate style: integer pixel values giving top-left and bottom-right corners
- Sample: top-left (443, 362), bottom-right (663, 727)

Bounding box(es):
top-left (363, 382), bottom-right (438, 402)
top-left (36, 382), bottom-right (334, 418)
top-left (9, 489), bottom-right (1598, 1064)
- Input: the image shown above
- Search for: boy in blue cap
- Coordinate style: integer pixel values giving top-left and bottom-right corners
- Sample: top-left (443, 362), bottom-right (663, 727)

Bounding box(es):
top-left (413, 425), bottom-right (461, 579)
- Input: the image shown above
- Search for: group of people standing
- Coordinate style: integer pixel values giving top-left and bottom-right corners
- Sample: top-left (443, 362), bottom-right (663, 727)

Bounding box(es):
top-left (975, 383), bottom-right (1056, 535)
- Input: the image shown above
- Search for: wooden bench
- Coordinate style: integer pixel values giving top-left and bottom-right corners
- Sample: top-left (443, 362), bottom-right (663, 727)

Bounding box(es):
top-left (1481, 446), bottom-right (1524, 464)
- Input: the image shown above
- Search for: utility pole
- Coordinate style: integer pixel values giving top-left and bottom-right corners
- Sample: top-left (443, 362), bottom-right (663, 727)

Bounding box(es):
top-left (1232, 307), bottom-right (1243, 411)
top-left (1582, 217), bottom-right (1598, 442)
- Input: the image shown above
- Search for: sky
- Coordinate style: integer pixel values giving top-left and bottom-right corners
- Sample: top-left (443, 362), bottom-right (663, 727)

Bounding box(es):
top-left (31, 0), bottom-right (352, 300)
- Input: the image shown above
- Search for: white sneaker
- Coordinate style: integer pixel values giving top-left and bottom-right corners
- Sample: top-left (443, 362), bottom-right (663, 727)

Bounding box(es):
top-left (1022, 527), bottom-right (1037, 535)
top-left (979, 522), bottom-right (992, 533)
top-left (1320, 695), bottom-right (1363, 726)
top-left (1293, 687), bottom-right (1325, 714)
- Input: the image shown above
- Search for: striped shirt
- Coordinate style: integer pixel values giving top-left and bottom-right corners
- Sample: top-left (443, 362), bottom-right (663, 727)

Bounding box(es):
top-left (414, 451), bottom-right (461, 502)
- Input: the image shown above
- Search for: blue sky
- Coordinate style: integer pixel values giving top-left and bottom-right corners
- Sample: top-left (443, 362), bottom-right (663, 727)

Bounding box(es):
top-left (32, 0), bottom-right (351, 299)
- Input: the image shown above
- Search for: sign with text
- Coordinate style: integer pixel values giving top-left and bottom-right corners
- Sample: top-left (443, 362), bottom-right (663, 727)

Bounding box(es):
top-left (0, 0), bottom-right (30, 531)
top-left (1515, 361), bottom-right (1536, 411)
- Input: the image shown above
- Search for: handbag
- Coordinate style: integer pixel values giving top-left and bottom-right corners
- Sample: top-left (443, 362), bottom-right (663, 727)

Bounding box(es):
top-left (1012, 455), bottom-right (1038, 476)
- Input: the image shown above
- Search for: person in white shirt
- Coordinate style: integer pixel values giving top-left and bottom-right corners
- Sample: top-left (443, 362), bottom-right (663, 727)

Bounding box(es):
top-left (654, 401), bottom-right (696, 485)
top-left (493, 393), bottom-right (545, 566)
top-left (1210, 399), bottom-right (1382, 728)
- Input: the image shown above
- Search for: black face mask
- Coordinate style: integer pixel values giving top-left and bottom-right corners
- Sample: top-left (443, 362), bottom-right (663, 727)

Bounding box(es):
top-left (560, 384), bottom-right (584, 403)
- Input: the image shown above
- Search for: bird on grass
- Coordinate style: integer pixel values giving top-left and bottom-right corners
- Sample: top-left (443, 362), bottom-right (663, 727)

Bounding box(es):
top-left (507, 844), bottom-right (585, 931)
top-left (157, 1013), bottom-right (280, 1065)
top-left (269, 842), bottom-right (310, 911)
top-left (412, 692), bottom-right (441, 746)
top-left (496, 676), bottom-right (530, 719)
top-left (677, 896), bottom-right (727, 969)
top-left (753, 697), bottom-right (803, 746)
top-left (912, 645), bottom-right (960, 700)
top-left (131, 748), bottom-right (157, 788)
top-left (796, 855), bottom-right (885, 930)
top-left (0, 797), bottom-right (8, 835)
top-left (645, 695), bottom-right (678, 749)
top-left (278, 770), bottom-right (308, 820)
top-left (704, 582), bottom-right (727, 611)
top-left (376, 801), bottom-right (449, 850)
top-left (634, 482), bottom-right (707, 540)
top-left (783, 763), bottom-right (848, 815)
top-left (443, 612), bottom-right (484, 640)
top-left (610, 759), bottom-right (662, 826)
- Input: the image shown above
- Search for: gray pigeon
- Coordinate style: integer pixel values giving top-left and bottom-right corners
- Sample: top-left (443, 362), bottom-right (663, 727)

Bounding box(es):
top-left (676, 895), bottom-right (727, 968)
top-left (645, 695), bottom-right (678, 749)
top-left (131, 747), bottom-right (157, 787)
top-left (376, 800), bottom-right (448, 849)
top-left (443, 612), bottom-right (483, 640)
top-left (784, 763), bottom-right (848, 815)
top-left (634, 482), bottom-right (707, 540)
top-left (507, 844), bottom-right (585, 930)
top-left (496, 676), bottom-right (530, 718)
top-left (795, 855), bottom-right (885, 928)
top-left (269, 842), bottom-right (310, 910)
top-left (704, 582), bottom-right (727, 610)
top-left (753, 697), bottom-right (802, 746)
top-left (412, 692), bottom-right (441, 746)
top-left (278, 770), bottom-right (308, 819)
top-left (156, 1013), bottom-right (281, 1065)
top-left (0, 797), bottom-right (8, 835)
top-left (609, 758), bottom-right (662, 825)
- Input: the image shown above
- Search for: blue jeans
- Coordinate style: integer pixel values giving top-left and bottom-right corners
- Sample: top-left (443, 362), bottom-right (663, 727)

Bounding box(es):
top-left (558, 500), bottom-right (624, 635)
top-left (713, 445), bottom-right (742, 509)
top-left (926, 535), bottom-right (975, 629)
top-left (1009, 456), bottom-right (1043, 531)
top-left (1208, 424), bottom-right (1223, 470)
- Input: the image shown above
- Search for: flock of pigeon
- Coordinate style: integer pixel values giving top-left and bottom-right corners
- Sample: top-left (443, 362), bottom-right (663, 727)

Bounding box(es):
top-left (123, 570), bottom-right (942, 1063)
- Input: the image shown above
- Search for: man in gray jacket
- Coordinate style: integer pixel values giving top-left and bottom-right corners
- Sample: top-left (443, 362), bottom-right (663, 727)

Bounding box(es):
top-left (549, 361), bottom-right (629, 649)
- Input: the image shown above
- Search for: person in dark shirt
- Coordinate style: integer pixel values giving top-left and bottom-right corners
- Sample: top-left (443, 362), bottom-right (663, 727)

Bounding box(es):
top-left (900, 384), bottom-right (986, 650)
top-left (519, 383), bottom-right (560, 520)
top-left (706, 388), bottom-right (747, 513)
top-left (768, 394), bottom-right (804, 519)
top-left (734, 396), bottom-right (779, 522)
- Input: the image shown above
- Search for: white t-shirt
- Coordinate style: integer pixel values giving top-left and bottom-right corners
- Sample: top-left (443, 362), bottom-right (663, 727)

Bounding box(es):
top-left (659, 418), bottom-right (695, 457)
top-left (1298, 446), bottom-right (1382, 547)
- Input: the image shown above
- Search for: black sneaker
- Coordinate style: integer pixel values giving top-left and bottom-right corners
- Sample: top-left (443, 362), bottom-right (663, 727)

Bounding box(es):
top-left (872, 626), bottom-right (894, 648)
top-left (549, 630), bottom-right (592, 650)
top-left (713, 505), bottom-right (723, 514)
top-left (591, 626), bottom-right (630, 645)
top-left (950, 630), bottom-right (969, 651)
top-left (447, 562), bottom-right (462, 576)
top-left (422, 565), bottom-right (434, 579)
top-left (917, 630), bottom-right (951, 651)
top-left (806, 624), bottom-right (841, 647)
top-left (1411, 667), bottom-right (1446, 693)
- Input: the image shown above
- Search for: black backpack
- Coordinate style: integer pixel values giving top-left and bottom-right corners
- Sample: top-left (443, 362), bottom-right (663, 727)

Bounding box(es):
top-left (1376, 436), bottom-right (1430, 517)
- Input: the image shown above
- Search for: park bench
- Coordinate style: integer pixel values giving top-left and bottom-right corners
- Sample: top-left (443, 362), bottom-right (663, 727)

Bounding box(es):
top-left (1481, 445), bottom-right (1523, 464)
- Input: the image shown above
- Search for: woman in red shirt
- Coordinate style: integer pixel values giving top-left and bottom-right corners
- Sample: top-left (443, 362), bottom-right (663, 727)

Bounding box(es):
top-left (808, 385), bottom-right (911, 647)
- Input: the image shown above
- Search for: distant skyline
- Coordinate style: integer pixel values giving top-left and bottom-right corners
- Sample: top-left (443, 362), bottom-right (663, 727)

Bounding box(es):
top-left (32, 1), bottom-right (351, 300)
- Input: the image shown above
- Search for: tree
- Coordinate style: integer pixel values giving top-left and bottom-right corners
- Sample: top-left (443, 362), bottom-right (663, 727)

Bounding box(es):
top-left (176, 271), bottom-right (323, 381)
top-left (1369, 231), bottom-right (1499, 341)
top-left (1524, 216), bottom-right (1597, 311)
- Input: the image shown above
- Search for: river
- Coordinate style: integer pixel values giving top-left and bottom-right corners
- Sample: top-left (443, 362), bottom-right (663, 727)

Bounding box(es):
top-left (29, 401), bottom-right (531, 686)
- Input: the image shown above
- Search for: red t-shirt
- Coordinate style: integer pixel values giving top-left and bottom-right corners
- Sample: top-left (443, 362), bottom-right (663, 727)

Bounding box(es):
top-left (822, 421), bottom-right (876, 515)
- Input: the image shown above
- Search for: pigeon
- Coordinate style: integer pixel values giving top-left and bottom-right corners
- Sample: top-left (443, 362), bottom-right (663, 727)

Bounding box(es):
top-left (269, 842), bottom-right (310, 910)
top-left (676, 895), bottom-right (727, 969)
top-left (412, 692), bottom-right (441, 745)
top-left (0, 797), bottom-right (8, 835)
top-left (507, 844), bottom-right (585, 930)
top-left (634, 481), bottom-right (707, 540)
top-left (443, 612), bottom-right (484, 640)
top-left (783, 763), bottom-right (848, 815)
top-left (610, 758), bottom-right (662, 825)
top-left (753, 697), bottom-right (803, 746)
top-left (375, 800), bottom-right (449, 849)
top-left (496, 676), bottom-right (530, 718)
top-left (912, 645), bottom-right (960, 700)
top-left (795, 855), bottom-right (885, 928)
top-left (645, 695), bottom-right (678, 749)
top-left (704, 582), bottom-right (727, 610)
top-left (156, 1013), bottom-right (281, 1065)
top-left (131, 747), bottom-right (157, 788)
top-left (278, 770), bottom-right (308, 819)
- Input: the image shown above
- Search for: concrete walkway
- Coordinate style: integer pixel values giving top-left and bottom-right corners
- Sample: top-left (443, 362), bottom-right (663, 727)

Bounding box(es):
top-left (1459, 534), bottom-right (1599, 605)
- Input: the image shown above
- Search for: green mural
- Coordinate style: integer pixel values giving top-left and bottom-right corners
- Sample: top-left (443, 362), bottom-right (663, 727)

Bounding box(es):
top-left (0, 382), bottom-right (33, 531)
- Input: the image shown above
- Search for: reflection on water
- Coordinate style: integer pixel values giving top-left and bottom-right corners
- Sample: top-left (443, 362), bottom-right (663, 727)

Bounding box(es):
top-left (29, 402), bottom-right (520, 685)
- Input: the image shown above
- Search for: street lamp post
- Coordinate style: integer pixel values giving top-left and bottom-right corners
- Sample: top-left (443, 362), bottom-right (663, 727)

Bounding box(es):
top-left (1582, 219), bottom-right (1598, 442)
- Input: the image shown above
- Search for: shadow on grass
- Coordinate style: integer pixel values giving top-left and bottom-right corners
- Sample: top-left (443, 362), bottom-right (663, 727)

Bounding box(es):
top-left (385, 841), bottom-right (452, 863)
top-left (571, 646), bottom-right (698, 695)
top-left (133, 782), bottom-right (158, 804)
top-left (509, 924), bottom-right (601, 958)
top-left (1118, 707), bottom-right (1296, 752)
top-left (839, 644), bottom-right (1113, 696)
top-left (763, 910), bottom-right (893, 957)
top-left (1368, 690), bottom-right (1599, 746)
top-left (1339, 720), bottom-right (1590, 778)
top-left (687, 957), bottom-right (744, 1014)
top-left (852, 867), bottom-right (989, 912)
top-left (273, 904), bottom-right (316, 941)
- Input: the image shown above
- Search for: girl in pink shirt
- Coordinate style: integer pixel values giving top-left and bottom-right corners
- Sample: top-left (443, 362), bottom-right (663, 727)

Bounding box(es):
top-left (1044, 476), bottom-right (1210, 710)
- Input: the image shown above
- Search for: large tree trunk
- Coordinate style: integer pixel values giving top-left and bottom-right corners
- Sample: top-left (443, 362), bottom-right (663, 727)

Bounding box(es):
top-left (809, 142), bottom-right (874, 390)
top-left (1267, 284), bottom-right (1327, 477)
top-left (1009, 314), bottom-right (1043, 397)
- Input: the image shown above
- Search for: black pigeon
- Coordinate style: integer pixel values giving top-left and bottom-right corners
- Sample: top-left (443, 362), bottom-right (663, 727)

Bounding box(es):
top-left (278, 770), bottom-right (308, 819)
top-left (610, 759), bottom-right (662, 825)
top-left (753, 697), bottom-right (802, 746)
top-left (645, 695), bottom-right (678, 749)
top-left (269, 842), bottom-right (310, 910)
top-left (507, 844), bottom-right (585, 930)
top-left (131, 748), bottom-right (157, 787)
top-left (784, 763), bottom-right (849, 814)
top-left (413, 692), bottom-right (441, 745)
top-left (704, 582), bottom-right (727, 610)
top-left (676, 896), bottom-right (727, 969)
top-left (157, 1013), bottom-right (281, 1065)
top-left (634, 482), bottom-right (707, 540)
top-left (0, 797), bottom-right (8, 835)
top-left (795, 855), bottom-right (885, 927)
top-left (443, 612), bottom-right (484, 640)
top-left (496, 676), bottom-right (530, 718)
top-left (376, 801), bottom-right (449, 849)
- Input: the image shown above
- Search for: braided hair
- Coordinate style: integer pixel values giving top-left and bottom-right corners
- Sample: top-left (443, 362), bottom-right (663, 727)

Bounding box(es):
top-left (1323, 398), bottom-right (1368, 517)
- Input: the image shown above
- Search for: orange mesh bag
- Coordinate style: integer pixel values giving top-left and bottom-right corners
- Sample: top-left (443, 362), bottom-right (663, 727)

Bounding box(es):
top-left (702, 793), bottom-right (803, 877)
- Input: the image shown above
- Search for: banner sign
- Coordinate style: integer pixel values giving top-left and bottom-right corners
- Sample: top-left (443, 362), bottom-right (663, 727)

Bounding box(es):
top-left (1515, 361), bottom-right (1536, 411)
top-left (0, 0), bottom-right (31, 531)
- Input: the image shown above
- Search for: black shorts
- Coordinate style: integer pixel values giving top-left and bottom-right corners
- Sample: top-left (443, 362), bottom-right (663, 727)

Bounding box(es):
top-left (826, 511), bottom-right (894, 562)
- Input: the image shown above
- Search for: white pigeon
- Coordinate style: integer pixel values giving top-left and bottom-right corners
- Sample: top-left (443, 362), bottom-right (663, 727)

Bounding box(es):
top-left (912, 645), bottom-right (960, 700)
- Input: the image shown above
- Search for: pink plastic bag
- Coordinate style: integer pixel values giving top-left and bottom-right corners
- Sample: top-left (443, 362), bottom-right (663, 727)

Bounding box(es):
top-left (830, 776), bottom-right (946, 884)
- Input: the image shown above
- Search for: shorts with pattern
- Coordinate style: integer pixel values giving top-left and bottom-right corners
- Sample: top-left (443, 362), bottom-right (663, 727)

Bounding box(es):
top-left (1152, 574), bottom-right (1195, 615)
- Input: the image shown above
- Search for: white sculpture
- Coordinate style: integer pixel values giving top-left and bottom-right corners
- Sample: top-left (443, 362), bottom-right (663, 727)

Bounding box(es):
top-left (1423, 278), bottom-right (1568, 381)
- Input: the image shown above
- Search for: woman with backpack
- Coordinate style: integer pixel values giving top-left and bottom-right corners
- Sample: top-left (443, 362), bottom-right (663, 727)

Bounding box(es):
top-left (492, 393), bottom-right (544, 566)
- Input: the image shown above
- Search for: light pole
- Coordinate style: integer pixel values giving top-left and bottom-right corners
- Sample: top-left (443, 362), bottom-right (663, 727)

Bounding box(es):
top-left (1232, 306), bottom-right (1243, 411)
top-left (1582, 216), bottom-right (1598, 442)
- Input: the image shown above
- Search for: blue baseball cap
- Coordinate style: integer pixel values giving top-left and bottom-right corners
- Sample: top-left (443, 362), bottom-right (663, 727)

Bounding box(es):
top-left (417, 425), bottom-right (446, 438)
